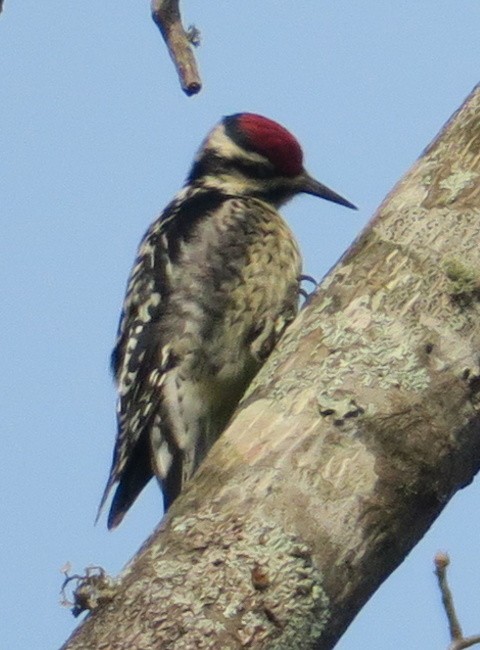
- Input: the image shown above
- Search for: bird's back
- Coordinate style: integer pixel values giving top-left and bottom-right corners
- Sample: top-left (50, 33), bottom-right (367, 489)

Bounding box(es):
top-left (101, 192), bottom-right (301, 528)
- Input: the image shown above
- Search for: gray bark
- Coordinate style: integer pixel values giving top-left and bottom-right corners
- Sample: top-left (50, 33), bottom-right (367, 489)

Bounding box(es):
top-left (62, 83), bottom-right (480, 649)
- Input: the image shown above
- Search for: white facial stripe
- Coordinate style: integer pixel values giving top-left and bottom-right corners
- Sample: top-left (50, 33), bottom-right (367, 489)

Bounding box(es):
top-left (201, 124), bottom-right (268, 166)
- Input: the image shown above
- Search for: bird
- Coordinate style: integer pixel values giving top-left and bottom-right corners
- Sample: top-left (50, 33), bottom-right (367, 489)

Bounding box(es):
top-left (97, 113), bottom-right (356, 529)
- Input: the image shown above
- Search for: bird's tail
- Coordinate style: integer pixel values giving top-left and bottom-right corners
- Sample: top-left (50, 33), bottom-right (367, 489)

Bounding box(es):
top-left (96, 432), bottom-right (154, 529)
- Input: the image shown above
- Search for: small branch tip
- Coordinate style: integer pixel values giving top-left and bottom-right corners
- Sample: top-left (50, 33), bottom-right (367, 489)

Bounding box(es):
top-left (435, 551), bottom-right (450, 571)
top-left (151, 0), bottom-right (202, 96)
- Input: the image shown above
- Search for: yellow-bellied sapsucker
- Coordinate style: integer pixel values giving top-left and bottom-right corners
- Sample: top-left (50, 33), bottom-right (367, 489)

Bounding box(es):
top-left (98, 113), bottom-right (356, 529)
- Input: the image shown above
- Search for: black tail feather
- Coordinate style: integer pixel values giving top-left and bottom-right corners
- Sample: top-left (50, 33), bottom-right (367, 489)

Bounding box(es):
top-left (106, 433), bottom-right (154, 529)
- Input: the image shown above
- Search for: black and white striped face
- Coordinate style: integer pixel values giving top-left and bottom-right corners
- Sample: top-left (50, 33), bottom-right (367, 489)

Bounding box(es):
top-left (187, 114), bottom-right (357, 210)
top-left (185, 114), bottom-right (309, 207)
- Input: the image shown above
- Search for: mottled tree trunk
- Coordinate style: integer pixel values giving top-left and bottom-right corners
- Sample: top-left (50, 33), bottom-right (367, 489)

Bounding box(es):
top-left (62, 84), bottom-right (480, 649)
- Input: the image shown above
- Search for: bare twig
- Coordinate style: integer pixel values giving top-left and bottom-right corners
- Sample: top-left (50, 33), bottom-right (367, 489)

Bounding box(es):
top-left (151, 0), bottom-right (201, 96)
top-left (434, 553), bottom-right (480, 650)
top-left (435, 552), bottom-right (463, 641)
top-left (60, 564), bottom-right (117, 618)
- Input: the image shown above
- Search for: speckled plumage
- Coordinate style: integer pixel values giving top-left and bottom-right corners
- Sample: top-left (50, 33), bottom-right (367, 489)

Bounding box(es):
top-left (98, 113), bottom-right (355, 529)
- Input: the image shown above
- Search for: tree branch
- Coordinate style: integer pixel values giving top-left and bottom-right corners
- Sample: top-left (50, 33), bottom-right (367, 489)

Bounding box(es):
top-left (151, 0), bottom-right (201, 96)
top-left (435, 553), bottom-right (480, 650)
top-left (61, 84), bottom-right (480, 649)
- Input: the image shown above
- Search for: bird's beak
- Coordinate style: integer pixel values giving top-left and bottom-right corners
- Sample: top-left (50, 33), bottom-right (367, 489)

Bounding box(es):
top-left (299, 172), bottom-right (357, 210)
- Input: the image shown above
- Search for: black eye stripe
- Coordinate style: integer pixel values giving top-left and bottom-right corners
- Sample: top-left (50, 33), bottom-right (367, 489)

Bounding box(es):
top-left (223, 156), bottom-right (278, 180)
top-left (188, 150), bottom-right (279, 184)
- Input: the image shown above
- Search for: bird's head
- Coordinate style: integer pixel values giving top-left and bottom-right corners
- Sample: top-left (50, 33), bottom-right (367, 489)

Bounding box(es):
top-left (188, 113), bottom-right (357, 209)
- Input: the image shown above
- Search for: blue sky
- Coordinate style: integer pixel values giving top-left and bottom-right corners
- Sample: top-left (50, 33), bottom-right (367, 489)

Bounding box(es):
top-left (1, 2), bottom-right (479, 648)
